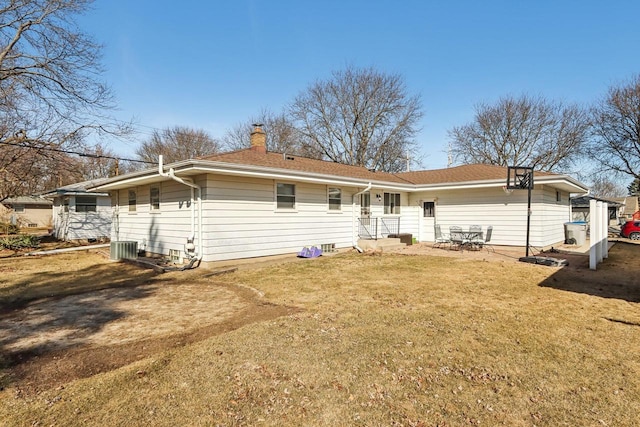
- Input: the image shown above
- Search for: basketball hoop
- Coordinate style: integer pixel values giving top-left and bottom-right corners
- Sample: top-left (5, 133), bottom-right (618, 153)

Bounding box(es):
top-left (502, 185), bottom-right (514, 195)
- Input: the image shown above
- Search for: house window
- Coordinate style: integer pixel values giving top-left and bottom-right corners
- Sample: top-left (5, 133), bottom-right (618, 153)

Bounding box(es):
top-left (276, 183), bottom-right (295, 209)
top-left (360, 192), bottom-right (371, 217)
top-left (328, 187), bottom-right (341, 211)
top-left (63, 198), bottom-right (69, 212)
top-left (150, 186), bottom-right (160, 211)
top-left (384, 192), bottom-right (401, 214)
top-left (76, 196), bottom-right (97, 212)
top-left (423, 201), bottom-right (435, 217)
top-left (128, 190), bottom-right (137, 212)
top-left (556, 191), bottom-right (561, 202)
top-left (13, 204), bottom-right (25, 213)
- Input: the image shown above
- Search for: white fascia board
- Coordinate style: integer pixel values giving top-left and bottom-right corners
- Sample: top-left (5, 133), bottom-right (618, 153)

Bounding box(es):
top-left (534, 176), bottom-right (589, 193)
top-left (91, 159), bottom-right (589, 194)
top-left (414, 180), bottom-right (504, 192)
top-left (170, 162), bottom-right (417, 190)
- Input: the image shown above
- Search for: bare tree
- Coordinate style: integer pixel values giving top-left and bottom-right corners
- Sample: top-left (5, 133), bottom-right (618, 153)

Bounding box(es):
top-left (135, 126), bottom-right (221, 164)
top-left (221, 108), bottom-right (319, 157)
top-left (288, 66), bottom-right (423, 172)
top-left (76, 143), bottom-right (140, 180)
top-left (588, 175), bottom-right (627, 199)
top-left (0, 0), bottom-right (129, 200)
top-left (449, 95), bottom-right (590, 171)
top-left (587, 74), bottom-right (640, 181)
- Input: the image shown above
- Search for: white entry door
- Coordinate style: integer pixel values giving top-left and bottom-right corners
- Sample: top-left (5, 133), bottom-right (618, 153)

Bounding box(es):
top-left (421, 201), bottom-right (436, 242)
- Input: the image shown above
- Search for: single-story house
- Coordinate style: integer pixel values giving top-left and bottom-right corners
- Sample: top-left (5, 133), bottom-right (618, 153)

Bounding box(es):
top-left (570, 195), bottom-right (623, 225)
top-left (611, 196), bottom-right (639, 222)
top-left (89, 125), bottom-right (589, 263)
top-left (42, 179), bottom-right (112, 241)
top-left (1, 196), bottom-right (53, 228)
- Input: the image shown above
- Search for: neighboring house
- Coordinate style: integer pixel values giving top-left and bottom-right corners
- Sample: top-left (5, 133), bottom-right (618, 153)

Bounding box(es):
top-left (570, 195), bottom-right (622, 225)
top-left (1, 196), bottom-right (53, 228)
top-left (90, 125), bottom-right (589, 263)
top-left (611, 196), bottom-right (639, 222)
top-left (42, 179), bottom-right (112, 241)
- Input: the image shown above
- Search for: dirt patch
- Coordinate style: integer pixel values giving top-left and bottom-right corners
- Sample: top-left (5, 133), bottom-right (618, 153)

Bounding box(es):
top-left (0, 253), bottom-right (298, 395)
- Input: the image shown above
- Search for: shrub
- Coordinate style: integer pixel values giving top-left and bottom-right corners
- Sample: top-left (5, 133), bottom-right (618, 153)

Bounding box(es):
top-left (0, 222), bottom-right (20, 235)
top-left (0, 234), bottom-right (40, 250)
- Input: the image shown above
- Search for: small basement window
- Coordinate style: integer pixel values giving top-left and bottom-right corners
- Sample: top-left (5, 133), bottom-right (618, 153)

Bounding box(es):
top-left (169, 249), bottom-right (181, 263)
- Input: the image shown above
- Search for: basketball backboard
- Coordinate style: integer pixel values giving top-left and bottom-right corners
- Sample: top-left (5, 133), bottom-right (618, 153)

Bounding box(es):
top-left (506, 166), bottom-right (534, 190)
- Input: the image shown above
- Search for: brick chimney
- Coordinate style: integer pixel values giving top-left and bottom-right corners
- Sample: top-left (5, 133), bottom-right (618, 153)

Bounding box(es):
top-left (250, 123), bottom-right (267, 153)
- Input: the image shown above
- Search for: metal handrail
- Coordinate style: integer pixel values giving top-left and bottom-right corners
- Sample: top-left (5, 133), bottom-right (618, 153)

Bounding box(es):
top-left (358, 217), bottom-right (378, 240)
top-left (380, 217), bottom-right (400, 237)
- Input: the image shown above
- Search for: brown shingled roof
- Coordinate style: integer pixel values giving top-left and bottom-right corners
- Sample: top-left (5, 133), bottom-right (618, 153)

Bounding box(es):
top-left (198, 149), bottom-right (410, 183)
top-left (396, 164), bottom-right (555, 185)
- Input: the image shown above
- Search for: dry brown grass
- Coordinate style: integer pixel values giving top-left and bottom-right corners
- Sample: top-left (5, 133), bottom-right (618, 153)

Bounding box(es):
top-left (1, 244), bottom-right (639, 426)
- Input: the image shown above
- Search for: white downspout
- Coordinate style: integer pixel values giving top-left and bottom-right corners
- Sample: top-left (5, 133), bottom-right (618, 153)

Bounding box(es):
top-left (352, 183), bottom-right (372, 252)
top-left (158, 155), bottom-right (203, 262)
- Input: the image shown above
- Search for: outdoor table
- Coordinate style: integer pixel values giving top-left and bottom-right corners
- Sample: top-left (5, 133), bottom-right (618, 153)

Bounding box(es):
top-left (450, 228), bottom-right (483, 251)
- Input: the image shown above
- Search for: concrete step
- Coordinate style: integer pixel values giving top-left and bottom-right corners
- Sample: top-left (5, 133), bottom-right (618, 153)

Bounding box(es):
top-left (358, 238), bottom-right (406, 251)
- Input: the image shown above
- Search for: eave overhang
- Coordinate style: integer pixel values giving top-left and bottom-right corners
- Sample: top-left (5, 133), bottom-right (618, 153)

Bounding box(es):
top-left (89, 159), bottom-right (589, 195)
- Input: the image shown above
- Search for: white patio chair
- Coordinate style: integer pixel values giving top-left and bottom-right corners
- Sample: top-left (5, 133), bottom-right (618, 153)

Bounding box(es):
top-left (475, 225), bottom-right (494, 252)
top-left (433, 224), bottom-right (451, 249)
top-left (449, 225), bottom-right (468, 251)
top-left (469, 225), bottom-right (484, 249)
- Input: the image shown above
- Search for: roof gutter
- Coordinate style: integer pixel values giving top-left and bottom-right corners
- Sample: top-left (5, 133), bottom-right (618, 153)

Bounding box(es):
top-left (352, 183), bottom-right (372, 252)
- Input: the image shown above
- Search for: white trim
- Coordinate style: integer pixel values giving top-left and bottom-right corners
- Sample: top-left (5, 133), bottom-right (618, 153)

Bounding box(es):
top-left (150, 184), bottom-right (161, 212)
top-left (275, 181), bottom-right (297, 211)
top-left (90, 160), bottom-right (589, 195)
top-left (328, 186), bottom-right (342, 212)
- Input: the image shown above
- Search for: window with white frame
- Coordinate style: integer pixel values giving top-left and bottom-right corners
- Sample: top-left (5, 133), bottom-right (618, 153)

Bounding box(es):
top-left (276, 183), bottom-right (295, 209)
top-left (128, 190), bottom-right (137, 212)
top-left (328, 187), bottom-right (341, 210)
top-left (13, 204), bottom-right (25, 213)
top-left (384, 192), bottom-right (401, 214)
top-left (150, 186), bottom-right (160, 211)
top-left (75, 196), bottom-right (97, 212)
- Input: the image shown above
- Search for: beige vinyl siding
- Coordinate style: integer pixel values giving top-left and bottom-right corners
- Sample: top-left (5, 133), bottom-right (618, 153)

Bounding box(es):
top-left (203, 175), bottom-right (356, 261)
top-left (54, 195), bottom-right (111, 240)
top-left (412, 186), bottom-right (572, 247)
top-left (7, 205), bottom-right (51, 227)
top-left (115, 179), bottom-right (201, 258)
top-left (536, 186), bottom-right (572, 246)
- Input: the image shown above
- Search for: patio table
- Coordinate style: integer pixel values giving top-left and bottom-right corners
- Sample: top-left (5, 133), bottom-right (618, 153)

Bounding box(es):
top-left (449, 228), bottom-right (483, 251)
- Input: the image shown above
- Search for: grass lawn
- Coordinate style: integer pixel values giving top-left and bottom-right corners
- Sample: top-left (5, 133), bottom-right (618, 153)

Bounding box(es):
top-left (1, 244), bottom-right (639, 426)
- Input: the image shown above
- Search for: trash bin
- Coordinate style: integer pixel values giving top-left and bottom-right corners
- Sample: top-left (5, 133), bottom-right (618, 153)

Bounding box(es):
top-left (564, 222), bottom-right (587, 246)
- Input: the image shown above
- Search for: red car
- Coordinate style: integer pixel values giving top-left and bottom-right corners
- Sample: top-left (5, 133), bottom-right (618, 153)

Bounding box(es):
top-left (620, 221), bottom-right (640, 240)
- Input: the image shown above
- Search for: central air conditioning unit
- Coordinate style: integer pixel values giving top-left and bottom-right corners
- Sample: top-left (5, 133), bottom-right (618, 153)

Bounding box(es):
top-left (110, 241), bottom-right (138, 260)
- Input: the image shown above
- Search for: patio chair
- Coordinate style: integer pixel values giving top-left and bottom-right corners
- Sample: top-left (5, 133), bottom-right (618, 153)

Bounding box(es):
top-left (469, 225), bottom-right (484, 249)
top-left (475, 225), bottom-right (494, 252)
top-left (449, 225), bottom-right (468, 251)
top-left (469, 224), bottom-right (483, 238)
top-left (433, 224), bottom-right (451, 249)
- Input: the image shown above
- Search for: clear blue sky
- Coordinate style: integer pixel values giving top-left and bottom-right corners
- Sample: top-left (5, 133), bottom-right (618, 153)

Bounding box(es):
top-left (81, 0), bottom-right (640, 169)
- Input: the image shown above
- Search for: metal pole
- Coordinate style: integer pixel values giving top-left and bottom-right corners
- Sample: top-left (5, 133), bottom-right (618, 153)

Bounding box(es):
top-left (526, 184), bottom-right (532, 257)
